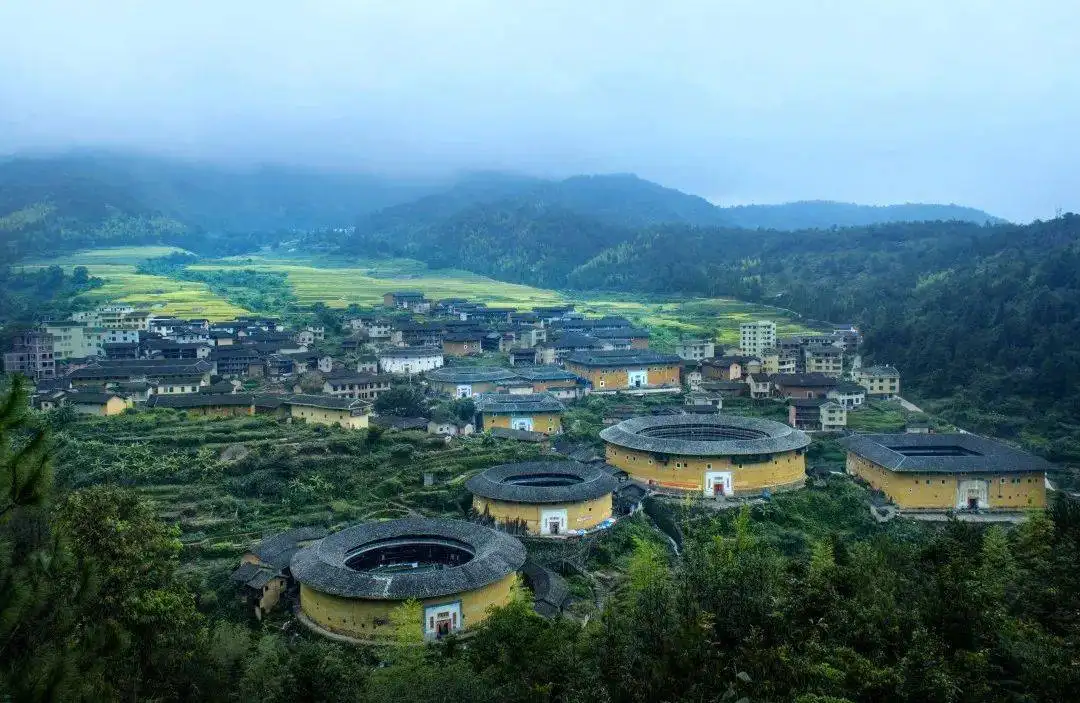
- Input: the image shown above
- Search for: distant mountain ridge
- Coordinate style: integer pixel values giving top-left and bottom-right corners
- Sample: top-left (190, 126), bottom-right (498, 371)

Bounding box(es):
top-left (0, 152), bottom-right (1003, 264)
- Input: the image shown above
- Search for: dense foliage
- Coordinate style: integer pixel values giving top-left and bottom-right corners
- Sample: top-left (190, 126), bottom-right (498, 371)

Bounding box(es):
top-left (136, 253), bottom-right (297, 313)
top-left (0, 265), bottom-right (103, 335)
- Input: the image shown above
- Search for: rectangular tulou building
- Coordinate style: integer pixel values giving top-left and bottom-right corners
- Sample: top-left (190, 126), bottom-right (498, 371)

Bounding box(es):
top-left (839, 433), bottom-right (1050, 512)
top-left (564, 350), bottom-right (682, 394)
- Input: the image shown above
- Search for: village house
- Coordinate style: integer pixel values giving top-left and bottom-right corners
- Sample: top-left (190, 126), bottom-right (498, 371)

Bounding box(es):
top-left (392, 321), bottom-right (444, 348)
top-left (69, 359), bottom-right (213, 387)
top-left (442, 332), bottom-right (484, 356)
top-left (744, 373), bottom-right (773, 399)
top-left (149, 375), bottom-right (206, 395)
top-left (564, 349), bottom-right (682, 394)
top-left (854, 365), bottom-right (901, 399)
top-left (761, 348), bottom-right (799, 375)
top-left (684, 391), bottom-right (724, 411)
top-left (231, 527), bottom-right (328, 619)
top-left (147, 393), bottom-right (255, 416)
top-left (347, 317), bottom-right (393, 340)
top-left (3, 331), bottom-right (56, 380)
top-left (739, 320), bottom-right (776, 356)
top-left (511, 366), bottom-right (582, 400)
top-left (321, 372), bottom-right (392, 400)
top-left (383, 291), bottom-right (428, 311)
top-left (827, 381), bottom-right (867, 410)
top-left (211, 346), bottom-right (263, 377)
top-left (770, 373), bottom-right (838, 399)
top-left (674, 338), bottom-right (715, 361)
top-left (286, 394), bottom-right (371, 429)
top-left (427, 366), bottom-right (519, 397)
top-left (71, 304), bottom-right (152, 331)
top-left (803, 344), bottom-right (844, 377)
top-left (840, 433), bottom-right (1050, 512)
top-left (788, 398), bottom-right (847, 431)
top-left (682, 362), bottom-right (703, 391)
top-left (699, 379), bottom-right (749, 397)
top-left (64, 391), bottom-right (132, 416)
top-left (508, 348), bottom-right (539, 366)
top-left (475, 392), bottom-right (566, 434)
top-left (701, 356), bottom-right (745, 381)
top-left (377, 346), bottom-right (444, 375)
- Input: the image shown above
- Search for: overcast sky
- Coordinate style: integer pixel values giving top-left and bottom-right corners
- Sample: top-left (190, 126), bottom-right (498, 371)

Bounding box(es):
top-left (1, 0), bottom-right (1077, 221)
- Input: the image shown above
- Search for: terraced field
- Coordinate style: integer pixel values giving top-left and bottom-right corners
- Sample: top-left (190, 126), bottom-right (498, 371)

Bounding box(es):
top-left (19, 247), bottom-right (250, 319)
top-left (23, 246), bottom-right (819, 342)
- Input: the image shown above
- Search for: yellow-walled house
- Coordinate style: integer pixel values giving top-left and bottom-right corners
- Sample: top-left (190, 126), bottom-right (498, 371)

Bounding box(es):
top-left (291, 518), bottom-right (526, 640)
top-left (286, 394), bottom-right (371, 429)
top-left (839, 433), bottom-right (1049, 512)
top-left (64, 391), bottom-right (132, 416)
top-left (231, 527), bottom-right (328, 620)
top-left (600, 414), bottom-right (811, 496)
top-left (467, 460), bottom-right (618, 535)
top-left (564, 350), bottom-right (682, 394)
top-left (474, 392), bottom-right (566, 434)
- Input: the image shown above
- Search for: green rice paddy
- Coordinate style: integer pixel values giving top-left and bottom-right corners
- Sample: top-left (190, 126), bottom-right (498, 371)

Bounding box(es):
top-left (23, 247), bottom-right (819, 342)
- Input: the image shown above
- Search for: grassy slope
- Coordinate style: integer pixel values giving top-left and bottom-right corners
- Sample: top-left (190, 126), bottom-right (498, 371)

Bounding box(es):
top-left (21, 247), bottom-right (818, 342)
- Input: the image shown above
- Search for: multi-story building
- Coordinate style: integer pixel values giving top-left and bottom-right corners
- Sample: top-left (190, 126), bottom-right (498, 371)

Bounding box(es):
top-left (853, 365), bottom-right (901, 399)
top-left (739, 320), bottom-right (776, 356)
top-left (3, 331), bottom-right (56, 379)
top-left (761, 349), bottom-right (798, 375)
top-left (321, 372), bottom-right (392, 401)
top-left (804, 345), bottom-right (844, 377)
top-left (674, 339), bottom-right (715, 361)
top-left (788, 398), bottom-right (847, 431)
top-left (70, 305), bottom-right (152, 330)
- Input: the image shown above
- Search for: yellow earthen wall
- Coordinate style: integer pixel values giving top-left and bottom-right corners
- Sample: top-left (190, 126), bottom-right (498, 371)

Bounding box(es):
top-left (845, 453), bottom-right (1045, 510)
top-left (299, 571), bottom-right (516, 638)
top-left (483, 411), bottom-right (563, 434)
top-left (472, 494), bottom-right (613, 533)
top-left (290, 406), bottom-right (369, 429)
top-left (564, 363), bottom-right (681, 390)
top-left (604, 442), bottom-right (806, 494)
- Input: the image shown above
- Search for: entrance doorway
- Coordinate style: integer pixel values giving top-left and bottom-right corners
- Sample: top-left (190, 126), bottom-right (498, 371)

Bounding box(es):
top-left (704, 471), bottom-right (733, 498)
top-left (511, 417), bottom-right (534, 431)
top-left (540, 508), bottom-right (568, 535)
top-left (956, 479), bottom-right (988, 511)
top-left (628, 369), bottom-right (648, 388)
top-left (424, 603), bottom-right (462, 639)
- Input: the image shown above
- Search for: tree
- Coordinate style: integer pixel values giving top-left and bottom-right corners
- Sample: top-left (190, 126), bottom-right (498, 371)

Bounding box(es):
top-left (373, 386), bottom-right (429, 417)
top-left (0, 376), bottom-right (51, 522)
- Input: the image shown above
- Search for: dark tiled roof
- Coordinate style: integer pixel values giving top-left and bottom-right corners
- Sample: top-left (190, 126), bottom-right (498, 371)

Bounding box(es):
top-left (521, 560), bottom-right (569, 617)
top-left (589, 327), bottom-right (651, 339)
top-left (147, 393), bottom-right (254, 409)
top-left (65, 391), bottom-right (122, 405)
top-left (790, 397), bottom-right (827, 407)
top-left (427, 366), bottom-right (518, 383)
top-left (252, 526), bottom-right (330, 570)
top-left (769, 373), bottom-right (838, 388)
top-left (372, 416), bottom-right (429, 430)
top-left (566, 350), bottom-right (682, 367)
top-left (487, 427), bottom-right (548, 442)
top-left (467, 460), bottom-right (617, 504)
top-left (512, 366), bottom-right (576, 382)
top-left (600, 414), bottom-right (810, 456)
top-left (838, 433), bottom-right (1052, 474)
top-left (831, 382), bottom-right (866, 394)
top-left (290, 518), bottom-right (525, 600)
top-left (443, 332), bottom-right (483, 342)
top-left (550, 331), bottom-right (605, 349)
top-left (286, 394), bottom-right (370, 411)
top-left (475, 392), bottom-right (565, 414)
top-left (378, 345), bottom-right (443, 358)
top-left (859, 365), bottom-right (900, 377)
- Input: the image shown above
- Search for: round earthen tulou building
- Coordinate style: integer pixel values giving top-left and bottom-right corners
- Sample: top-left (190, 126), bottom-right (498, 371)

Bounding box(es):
top-left (467, 460), bottom-right (618, 536)
top-left (291, 517), bottom-right (525, 640)
top-left (600, 414), bottom-right (811, 496)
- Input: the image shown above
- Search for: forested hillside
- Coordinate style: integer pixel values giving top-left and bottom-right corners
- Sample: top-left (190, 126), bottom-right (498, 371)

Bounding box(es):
top-left (0, 153), bottom-right (1001, 265)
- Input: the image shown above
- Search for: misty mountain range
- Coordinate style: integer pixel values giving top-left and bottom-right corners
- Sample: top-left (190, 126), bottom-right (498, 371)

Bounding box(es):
top-left (0, 153), bottom-right (1002, 262)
